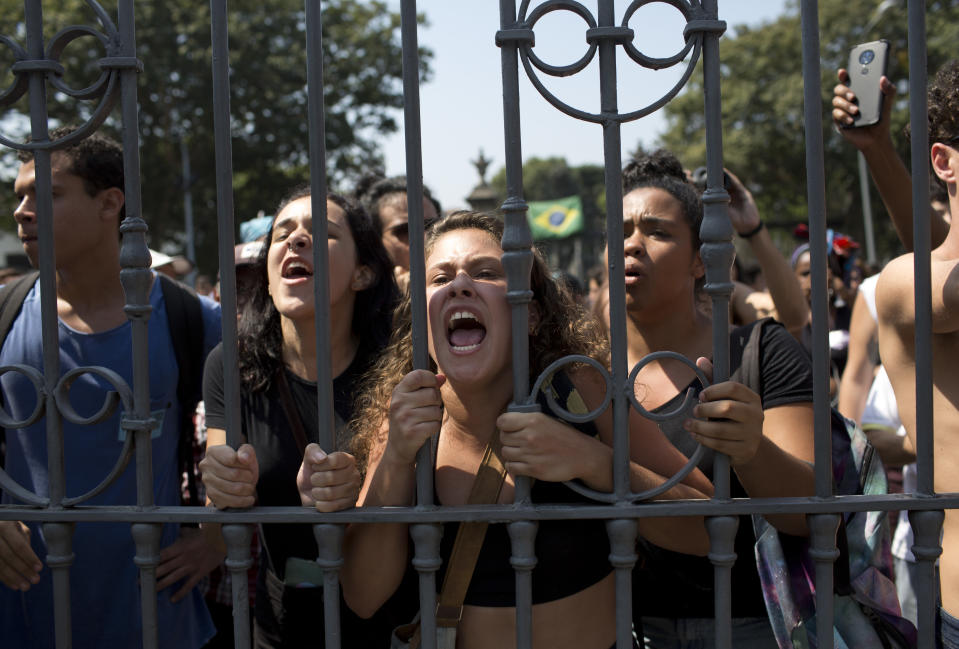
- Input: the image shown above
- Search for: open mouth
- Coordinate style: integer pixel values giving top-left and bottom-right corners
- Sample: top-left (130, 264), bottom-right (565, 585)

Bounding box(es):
top-left (624, 265), bottom-right (643, 283)
top-left (447, 310), bottom-right (486, 353)
top-left (282, 258), bottom-right (313, 280)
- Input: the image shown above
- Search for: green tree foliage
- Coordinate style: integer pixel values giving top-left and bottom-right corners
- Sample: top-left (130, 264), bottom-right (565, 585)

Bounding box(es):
top-left (0, 0), bottom-right (431, 274)
top-left (489, 156), bottom-right (608, 277)
top-left (658, 0), bottom-right (959, 262)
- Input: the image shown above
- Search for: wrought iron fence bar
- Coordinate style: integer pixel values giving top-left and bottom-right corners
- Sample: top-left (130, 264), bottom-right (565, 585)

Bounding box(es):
top-left (222, 524), bottom-right (254, 649)
top-left (208, 0), bottom-right (241, 451)
top-left (305, 0), bottom-right (333, 453)
top-left (800, 0), bottom-right (834, 502)
top-left (697, 2), bottom-right (735, 645)
top-left (608, 519), bottom-right (637, 649)
top-left (908, 0), bottom-right (933, 499)
top-left (399, 3), bottom-right (441, 644)
top-left (208, 2), bottom-right (252, 647)
top-left (911, 509), bottom-right (944, 649)
top-left (499, 3), bottom-right (538, 645)
top-left (304, 6), bottom-right (342, 644)
top-left (22, 3), bottom-right (74, 647)
top-left (399, 0), bottom-right (434, 510)
top-left (906, 7), bottom-right (939, 648)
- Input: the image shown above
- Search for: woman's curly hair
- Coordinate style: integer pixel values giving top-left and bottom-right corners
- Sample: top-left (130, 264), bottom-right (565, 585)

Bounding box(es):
top-left (927, 60), bottom-right (959, 146)
top-left (349, 210), bottom-right (608, 470)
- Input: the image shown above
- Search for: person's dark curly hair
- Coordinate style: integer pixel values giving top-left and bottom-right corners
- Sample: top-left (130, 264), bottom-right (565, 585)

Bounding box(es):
top-left (349, 210), bottom-right (608, 470)
top-left (927, 59), bottom-right (959, 146)
top-left (237, 188), bottom-right (399, 392)
top-left (354, 173), bottom-right (442, 234)
top-left (18, 125), bottom-right (125, 220)
top-left (621, 148), bottom-right (703, 251)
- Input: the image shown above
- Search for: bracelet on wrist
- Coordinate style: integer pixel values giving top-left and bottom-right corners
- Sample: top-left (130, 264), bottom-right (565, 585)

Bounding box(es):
top-left (739, 221), bottom-right (765, 239)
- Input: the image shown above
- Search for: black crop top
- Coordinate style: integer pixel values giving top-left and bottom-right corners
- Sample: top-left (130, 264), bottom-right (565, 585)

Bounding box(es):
top-left (435, 372), bottom-right (613, 607)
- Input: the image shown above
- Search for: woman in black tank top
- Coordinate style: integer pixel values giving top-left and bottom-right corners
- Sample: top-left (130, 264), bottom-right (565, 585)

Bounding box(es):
top-left (198, 189), bottom-right (402, 648)
top-left (602, 150), bottom-right (817, 648)
top-left (301, 211), bottom-right (716, 649)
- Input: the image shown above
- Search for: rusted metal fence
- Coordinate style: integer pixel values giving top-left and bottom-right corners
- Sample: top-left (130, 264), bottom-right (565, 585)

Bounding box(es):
top-left (0, 1), bottom-right (953, 648)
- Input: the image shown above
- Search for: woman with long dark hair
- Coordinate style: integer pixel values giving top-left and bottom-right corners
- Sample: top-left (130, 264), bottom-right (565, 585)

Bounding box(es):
top-left (198, 189), bottom-right (405, 647)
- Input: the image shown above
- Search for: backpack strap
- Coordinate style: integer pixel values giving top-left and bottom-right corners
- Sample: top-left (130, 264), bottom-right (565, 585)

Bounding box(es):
top-left (0, 271), bottom-right (40, 349)
top-left (158, 274), bottom-right (205, 506)
top-left (0, 271), bottom-right (40, 466)
top-left (730, 316), bottom-right (774, 394)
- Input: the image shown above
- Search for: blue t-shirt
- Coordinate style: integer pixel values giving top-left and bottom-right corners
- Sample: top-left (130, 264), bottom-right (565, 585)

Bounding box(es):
top-left (0, 274), bottom-right (220, 648)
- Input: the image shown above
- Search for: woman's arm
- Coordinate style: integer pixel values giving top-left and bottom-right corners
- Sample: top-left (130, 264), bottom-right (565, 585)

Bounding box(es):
top-left (498, 369), bottom-right (713, 556)
top-left (340, 369), bottom-right (443, 618)
top-left (837, 289), bottom-right (879, 423)
top-left (687, 361), bottom-right (816, 536)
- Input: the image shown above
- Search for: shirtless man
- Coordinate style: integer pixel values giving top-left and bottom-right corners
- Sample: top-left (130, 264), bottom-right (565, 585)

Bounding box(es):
top-left (876, 59), bottom-right (959, 646)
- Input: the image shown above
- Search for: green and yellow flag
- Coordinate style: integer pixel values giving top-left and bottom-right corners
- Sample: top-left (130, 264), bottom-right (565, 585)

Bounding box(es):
top-left (527, 195), bottom-right (583, 240)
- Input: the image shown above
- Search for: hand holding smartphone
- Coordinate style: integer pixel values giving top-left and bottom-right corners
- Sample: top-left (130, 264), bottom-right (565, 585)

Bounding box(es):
top-left (843, 40), bottom-right (890, 128)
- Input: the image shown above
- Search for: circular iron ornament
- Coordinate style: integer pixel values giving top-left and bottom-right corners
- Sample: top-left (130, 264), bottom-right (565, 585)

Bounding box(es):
top-left (527, 354), bottom-right (613, 423)
top-left (0, 364), bottom-right (46, 428)
top-left (627, 350), bottom-right (710, 421)
top-left (0, 35), bottom-right (29, 106)
top-left (46, 25), bottom-right (112, 99)
top-left (53, 366), bottom-right (133, 426)
top-left (508, 0), bottom-right (713, 124)
top-left (0, 0), bottom-right (127, 151)
top-left (0, 365), bottom-right (50, 506)
top-left (521, 0), bottom-right (598, 78)
top-left (53, 366), bottom-right (138, 507)
top-left (560, 350), bottom-right (710, 503)
top-left (621, 0), bottom-right (695, 70)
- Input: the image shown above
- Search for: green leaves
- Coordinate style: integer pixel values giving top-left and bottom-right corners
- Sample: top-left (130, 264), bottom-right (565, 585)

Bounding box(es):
top-left (0, 0), bottom-right (431, 274)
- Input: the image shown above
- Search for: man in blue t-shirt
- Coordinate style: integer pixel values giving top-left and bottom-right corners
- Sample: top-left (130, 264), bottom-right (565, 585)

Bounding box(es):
top-left (0, 126), bottom-right (219, 648)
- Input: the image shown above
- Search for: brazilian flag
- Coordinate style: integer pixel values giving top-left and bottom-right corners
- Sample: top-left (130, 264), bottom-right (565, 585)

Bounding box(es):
top-left (527, 195), bottom-right (584, 240)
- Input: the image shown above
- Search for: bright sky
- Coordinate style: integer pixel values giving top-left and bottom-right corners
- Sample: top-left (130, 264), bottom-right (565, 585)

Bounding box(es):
top-left (381, 0), bottom-right (791, 209)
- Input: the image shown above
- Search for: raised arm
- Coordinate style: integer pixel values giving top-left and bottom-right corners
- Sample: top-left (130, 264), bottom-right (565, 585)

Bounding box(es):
top-left (726, 169), bottom-right (809, 338)
top-left (832, 69), bottom-right (949, 251)
top-left (837, 288), bottom-right (879, 423)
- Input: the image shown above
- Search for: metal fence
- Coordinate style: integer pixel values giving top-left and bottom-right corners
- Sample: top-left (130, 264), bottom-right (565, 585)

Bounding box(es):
top-left (0, 1), bottom-right (954, 648)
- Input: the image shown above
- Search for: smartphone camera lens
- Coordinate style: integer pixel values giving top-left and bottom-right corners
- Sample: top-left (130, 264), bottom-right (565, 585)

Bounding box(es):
top-left (859, 49), bottom-right (875, 65)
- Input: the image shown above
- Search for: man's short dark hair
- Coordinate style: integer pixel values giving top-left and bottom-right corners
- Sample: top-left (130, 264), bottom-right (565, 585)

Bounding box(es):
top-left (17, 125), bottom-right (125, 218)
top-left (927, 60), bottom-right (959, 146)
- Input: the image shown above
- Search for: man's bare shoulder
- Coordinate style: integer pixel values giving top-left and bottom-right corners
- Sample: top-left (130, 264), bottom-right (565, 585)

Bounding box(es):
top-left (876, 254), bottom-right (916, 327)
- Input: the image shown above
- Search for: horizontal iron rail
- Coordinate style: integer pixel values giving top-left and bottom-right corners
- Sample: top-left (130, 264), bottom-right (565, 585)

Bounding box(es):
top-left (2, 493), bottom-right (956, 524)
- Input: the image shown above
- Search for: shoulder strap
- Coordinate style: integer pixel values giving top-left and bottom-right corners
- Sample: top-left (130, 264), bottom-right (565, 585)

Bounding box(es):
top-left (158, 274), bottom-right (205, 506)
top-left (731, 317), bottom-right (774, 394)
top-left (0, 271), bottom-right (40, 350)
top-left (412, 430), bottom-right (506, 643)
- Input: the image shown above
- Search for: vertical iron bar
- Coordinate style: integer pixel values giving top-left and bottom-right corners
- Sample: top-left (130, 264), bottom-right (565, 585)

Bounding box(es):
top-left (209, 0), bottom-right (241, 450)
top-left (594, 0), bottom-right (629, 504)
top-left (497, 3), bottom-right (537, 647)
top-left (399, 3), bottom-right (441, 646)
top-left (222, 524), bottom-right (254, 649)
top-left (209, 2), bottom-right (252, 646)
top-left (303, 3), bottom-right (341, 647)
top-left (305, 0), bottom-right (332, 451)
top-left (800, 2), bottom-right (837, 647)
top-left (607, 519), bottom-right (638, 649)
top-left (22, 3), bottom-right (72, 647)
top-left (698, 2), bottom-right (735, 647)
top-left (911, 510), bottom-right (944, 649)
top-left (906, 4), bottom-right (939, 648)
top-left (908, 0), bottom-right (932, 498)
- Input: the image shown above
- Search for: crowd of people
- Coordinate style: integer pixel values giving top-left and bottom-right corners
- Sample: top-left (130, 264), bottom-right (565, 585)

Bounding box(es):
top-left (0, 57), bottom-right (957, 649)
